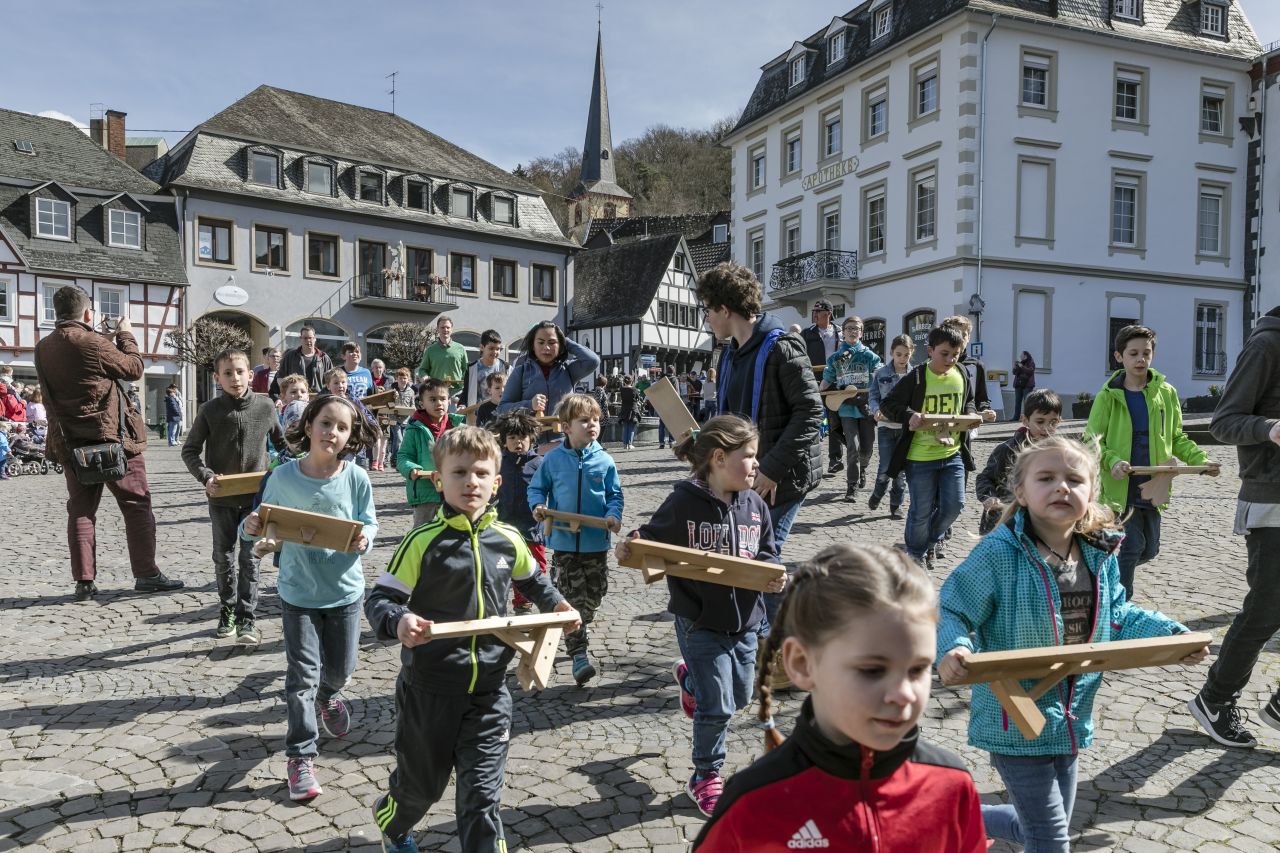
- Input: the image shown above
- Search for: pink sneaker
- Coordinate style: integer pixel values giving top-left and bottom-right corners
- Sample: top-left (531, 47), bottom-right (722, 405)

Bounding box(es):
top-left (673, 660), bottom-right (696, 719)
top-left (686, 770), bottom-right (723, 817)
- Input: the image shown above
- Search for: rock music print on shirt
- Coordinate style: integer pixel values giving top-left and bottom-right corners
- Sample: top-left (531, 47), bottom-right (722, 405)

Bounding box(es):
top-left (686, 517), bottom-right (763, 559)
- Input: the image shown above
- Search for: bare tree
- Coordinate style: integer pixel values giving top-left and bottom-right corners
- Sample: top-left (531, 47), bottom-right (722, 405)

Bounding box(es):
top-left (164, 317), bottom-right (252, 368)
top-left (378, 322), bottom-right (436, 374)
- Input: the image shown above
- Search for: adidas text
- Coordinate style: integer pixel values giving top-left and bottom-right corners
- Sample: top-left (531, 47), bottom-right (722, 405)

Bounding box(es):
top-left (787, 819), bottom-right (829, 849)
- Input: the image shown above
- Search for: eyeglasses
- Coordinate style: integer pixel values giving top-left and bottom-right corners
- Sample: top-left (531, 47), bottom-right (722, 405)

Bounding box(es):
top-left (700, 305), bottom-right (716, 317)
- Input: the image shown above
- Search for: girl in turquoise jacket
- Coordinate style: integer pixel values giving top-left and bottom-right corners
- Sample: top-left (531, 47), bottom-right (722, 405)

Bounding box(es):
top-left (936, 436), bottom-right (1207, 852)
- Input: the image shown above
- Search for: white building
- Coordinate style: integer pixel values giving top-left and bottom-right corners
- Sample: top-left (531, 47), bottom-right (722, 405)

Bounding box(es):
top-left (723, 0), bottom-right (1261, 404)
top-left (1246, 42), bottom-right (1280, 319)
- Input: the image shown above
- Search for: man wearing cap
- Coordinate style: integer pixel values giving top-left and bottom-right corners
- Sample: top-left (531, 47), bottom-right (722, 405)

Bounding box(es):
top-left (801, 299), bottom-right (845, 475)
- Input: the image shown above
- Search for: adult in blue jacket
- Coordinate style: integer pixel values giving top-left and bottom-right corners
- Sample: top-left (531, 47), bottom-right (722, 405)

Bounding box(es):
top-left (499, 321), bottom-right (600, 417)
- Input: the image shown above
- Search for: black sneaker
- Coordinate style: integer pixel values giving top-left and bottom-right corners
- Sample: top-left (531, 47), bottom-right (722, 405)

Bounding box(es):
top-left (73, 580), bottom-right (98, 602)
top-left (934, 543), bottom-right (947, 561)
top-left (237, 618), bottom-right (260, 645)
top-left (1188, 694), bottom-right (1257, 748)
top-left (215, 606), bottom-right (236, 639)
top-left (1262, 692), bottom-right (1280, 734)
top-left (924, 548), bottom-right (936, 570)
top-left (867, 492), bottom-right (882, 511)
top-left (858, 474), bottom-right (867, 489)
top-left (890, 505), bottom-right (903, 519)
top-left (135, 572), bottom-right (185, 593)
top-left (845, 488), bottom-right (858, 502)
top-left (828, 461), bottom-right (845, 475)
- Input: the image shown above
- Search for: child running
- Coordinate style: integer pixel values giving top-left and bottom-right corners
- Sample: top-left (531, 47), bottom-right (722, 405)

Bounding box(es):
top-left (695, 543), bottom-right (986, 851)
top-left (396, 378), bottom-right (464, 528)
top-left (365, 426), bottom-right (577, 853)
top-left (617, 415), bottom-right (785, 817)
top-left (975, 388), bottom-right (1062, 533)
top-left (937, 436), bottom-right (1209, 851)
top-left (241, 394), bottom-right (380, 801)
top-left (474, 372), bottom-right (505, 429)
top-left (182, 348), bottom-right (284, 643)
top-left (866, 333), bottom-right (914, 518)
top-left (528, 393), bottom-right (624, 685)
top-left (492, 409), bottom-right (547, 615)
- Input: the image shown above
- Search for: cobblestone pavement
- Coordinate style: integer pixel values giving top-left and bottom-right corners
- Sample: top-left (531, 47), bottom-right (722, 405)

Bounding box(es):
top-left (0, 426), bottom-right (1274, 852)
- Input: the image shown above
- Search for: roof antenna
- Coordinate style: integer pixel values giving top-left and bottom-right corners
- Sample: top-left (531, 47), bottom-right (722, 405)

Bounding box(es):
top-left (386, 71), bottom-right (398, 115)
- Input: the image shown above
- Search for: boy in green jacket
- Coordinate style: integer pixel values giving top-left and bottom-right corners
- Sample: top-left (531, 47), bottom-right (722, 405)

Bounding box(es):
top-left (1083, 324), bottom-right (1219, 600)
top-left (396, 378), bottom-right (464, 527)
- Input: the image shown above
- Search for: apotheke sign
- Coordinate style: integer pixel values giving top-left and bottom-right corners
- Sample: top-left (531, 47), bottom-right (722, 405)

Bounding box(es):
top-left (801, 156), bottom-right (860, 191)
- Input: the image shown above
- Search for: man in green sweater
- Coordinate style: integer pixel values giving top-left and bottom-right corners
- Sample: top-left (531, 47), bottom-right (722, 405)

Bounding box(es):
top-left (417, 315), bottom-right (468, 396)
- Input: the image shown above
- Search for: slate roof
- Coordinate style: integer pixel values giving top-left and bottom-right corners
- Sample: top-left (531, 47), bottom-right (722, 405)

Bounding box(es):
top-left (585, 213), bottom-right (726, 245)
top-left (569, 233), bottom-right (682, 328)
top-left (576, 31), bottom-right (632, 201)
top-left (151, 85), bottom-right (574, 249)
top-left (732, 0), bottom-right (1262, 135)
top-left (688, 241), bottom-right (731, 276)
top-left (0, 109), bottom-right (185, 285)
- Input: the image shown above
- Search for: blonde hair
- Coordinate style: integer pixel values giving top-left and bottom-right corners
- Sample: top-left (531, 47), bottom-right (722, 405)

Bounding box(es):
top-left (759, 544), bottom-right (936, 731)
top-left (994, 435), bottom-right (1120, 536)
top-left (432, 425), bottom-right (502, 469)
top-left (556, 392), bottom-right (601, 423)
top-left (277, 373), bottom-right (307, 395)
top-left (322, 367), bottom-right (347, 387)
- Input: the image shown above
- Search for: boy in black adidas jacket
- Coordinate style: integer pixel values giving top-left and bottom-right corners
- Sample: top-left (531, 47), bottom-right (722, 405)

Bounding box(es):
top-left (365, 426), bottom-right (577, 853)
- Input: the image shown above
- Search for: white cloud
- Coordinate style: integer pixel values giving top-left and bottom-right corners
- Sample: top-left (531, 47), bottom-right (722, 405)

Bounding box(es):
top-left (35, 110), bottom-right (90, 134)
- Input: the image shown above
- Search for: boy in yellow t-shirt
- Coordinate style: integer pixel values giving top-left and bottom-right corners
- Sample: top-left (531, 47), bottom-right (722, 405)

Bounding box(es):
top-left (878, 325), bottom-right (977, 568)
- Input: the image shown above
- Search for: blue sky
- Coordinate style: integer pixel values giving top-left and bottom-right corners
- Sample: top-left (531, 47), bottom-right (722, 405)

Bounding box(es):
top-left (11, 0), bottom-right (1280, 172)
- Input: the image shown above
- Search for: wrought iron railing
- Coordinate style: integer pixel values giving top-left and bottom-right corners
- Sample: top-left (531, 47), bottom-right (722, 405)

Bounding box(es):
top-left (350, 272), bottom-right (460, 307)
top-left (769, 249), bottom-right (858, 292)
top-left (1194, 349), bottom-right (1227, 376)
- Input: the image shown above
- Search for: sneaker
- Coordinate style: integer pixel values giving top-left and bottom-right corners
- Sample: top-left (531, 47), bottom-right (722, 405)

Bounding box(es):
top-left (215, 606), bottom-right (236, 639)
top-left (890, 505), bottom-right (903, 520)
top-left (286, 757), bottom-right (322, 801)
top-left (73, 580), bottom-right (99, 602)
top-left (673, 660), bottom-right (696, 719)
top-left (1188, 694), bottom-right (1257, 748)
top-left (572, 652), bottom-right (597, 685)
top-left (828, 460), bottom-right (845, 475)
top-left (236, 618), bottom-right (260, 645)
top-left (924, 548), bottom-right (936, 570)
top-left (1264, 693), bottom-right (1280, 733)
top-left (686, 770), bottom-right (724, 817)
top-left (867, 492), bottom-right (882, 511)
top-left (134, 572), bottom-right (184, 593)
top-left (858, 474), bottom-right (867, 489)
top-left (373, 796), bottom-right (420, 852)
top-left (318, 696), bottom-right (352, 738)
top-left (934, 543), bottom-right (947, 561)
top-left (844, 488), bottom-right (858, 502)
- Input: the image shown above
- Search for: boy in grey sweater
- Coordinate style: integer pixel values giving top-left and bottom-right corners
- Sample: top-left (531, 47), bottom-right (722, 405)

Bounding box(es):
top-left (182, 348), bottom-right (284, 643)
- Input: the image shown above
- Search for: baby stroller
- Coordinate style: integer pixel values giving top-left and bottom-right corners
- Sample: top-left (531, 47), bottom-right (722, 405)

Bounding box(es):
top-left (7, 425), bottom-right (59, 476)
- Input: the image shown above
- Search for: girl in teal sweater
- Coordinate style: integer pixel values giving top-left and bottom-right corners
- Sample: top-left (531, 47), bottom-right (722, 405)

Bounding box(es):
top-left (936, 436), bottom-right (1207, 852)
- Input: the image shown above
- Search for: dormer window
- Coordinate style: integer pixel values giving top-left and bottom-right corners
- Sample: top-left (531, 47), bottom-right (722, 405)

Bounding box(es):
top-left (790, 56), bottom-right (806, 87)
top-left (306, 161), bottom-right (334, 195)
top-left (406, 179), bottom-right (431, 211)
top-left (450, 187), bottom-right (474, 219)
top-left (248, 150), bottom-right (279, 187)
top-left (108, 209), bottom-right (141, 249)
top-left (872, 5), bottom-right (892, 41)
top-left (1114, 0), bottom-right (1141, 22)
top-left (491, 194), bottom-right (515, 225)
top-left (1201, 1), bottom-right (1226, 36)
top-left (713, 223), bottom-right (728, 244)
top-left (358, 170), bottom-right (384, 203)
top-left (828, 31), bottom-right (846, 65)
top-left (35, 198), bottom-right (71, 240)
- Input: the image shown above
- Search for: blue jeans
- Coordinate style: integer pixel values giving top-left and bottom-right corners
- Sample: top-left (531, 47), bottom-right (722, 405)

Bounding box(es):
top-left (1117, 506), bottom-right (1161, 601)
top-left (166, 419), bottom-right (181, 446)
top-left (674, 616), bottom-right (756, 773)
top-left (903, 453), bottom-right (966, 560)
top-left (388, 423), bottom-right (405, 464)
top-left (761, 497), bottom-right (804, 629)
top-left (983, 752), bottom-right (1079, 853)
top-left (282, 600), bottom-right (362, 757)
top-left (869, 426), bottom-right (906, 509)
top-left (621, 420), bottom-right (636, 446)
top-left (658, 420), bottom-right (670, 446)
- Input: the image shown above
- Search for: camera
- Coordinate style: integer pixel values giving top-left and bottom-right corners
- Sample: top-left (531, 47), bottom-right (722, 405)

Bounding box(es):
top-left (98, 316), bottom-right (121, 334)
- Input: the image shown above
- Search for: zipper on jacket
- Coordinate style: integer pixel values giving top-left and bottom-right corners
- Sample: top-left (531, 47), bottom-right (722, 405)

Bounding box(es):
top-left (575, 448), bottom-right (585, 552)
top-left (1021, 532), bottom-right (1084, 754)
top-left (728, 502), bottom-right (742, 634)
top-left (467, 522), bottom-right (484, 694)
top-left (859, 746), bottom-right (880, 853)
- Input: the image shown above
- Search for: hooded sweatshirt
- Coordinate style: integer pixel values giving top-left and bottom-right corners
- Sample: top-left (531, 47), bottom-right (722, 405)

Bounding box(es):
top-left (636, 479), bottom-right (779, 634)
top-left (527, 438), bottom-right (623, 552)
top-left (1209, 315), bottom-right (1280, 503)
top-left (821, 341), bottom-right (883, 419)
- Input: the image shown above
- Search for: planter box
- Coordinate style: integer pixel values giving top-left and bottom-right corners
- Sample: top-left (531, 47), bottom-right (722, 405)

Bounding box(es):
top-left (1183, 395), bottom-right (1220, 414)
top-left (1072, 401), bottom-right (1094, 420)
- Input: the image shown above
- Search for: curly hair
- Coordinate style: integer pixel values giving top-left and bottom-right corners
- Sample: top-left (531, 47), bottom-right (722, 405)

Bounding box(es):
top-left (491, 409), bottom-right (540, 442)
top-left (696, 261), bottom-right (763, 320)
top-left (284, 395), bottom-right (380, 459)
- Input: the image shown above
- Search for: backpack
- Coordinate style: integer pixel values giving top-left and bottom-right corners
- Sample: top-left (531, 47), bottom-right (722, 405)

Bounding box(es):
top-left (716, 328), bottom-right (786, 422)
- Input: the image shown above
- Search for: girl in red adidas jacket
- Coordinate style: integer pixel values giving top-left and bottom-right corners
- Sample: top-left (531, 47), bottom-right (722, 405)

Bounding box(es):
top-left (694, 544), bottom-right (986, 852)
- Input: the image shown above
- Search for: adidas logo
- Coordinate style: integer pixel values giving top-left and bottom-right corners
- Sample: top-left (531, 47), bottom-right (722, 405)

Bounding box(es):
top-left (495, 556), bottom-right (510, 571)
top-left (787, 819), bottom-right (829, 849)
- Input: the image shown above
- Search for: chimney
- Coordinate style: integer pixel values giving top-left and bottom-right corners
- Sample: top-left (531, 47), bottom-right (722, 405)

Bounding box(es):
top-left (105, 109), bottom-right (127, 160)
top-left (89, 117), bottom-right (106, 148)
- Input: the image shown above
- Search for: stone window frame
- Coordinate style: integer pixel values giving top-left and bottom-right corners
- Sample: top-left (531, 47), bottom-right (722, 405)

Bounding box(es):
top-left (1112, 63), bottom-right (1150, 133)
top-left (862, 79), bottom-right (890, 148)
top-left (1195, 179), bottom-right (1230, 264)
top-left (195, 216), bottom-right (235, 268)
top-left (861, 179), bottom-right (888, 260)
top-left (1019, 47), bottom-right (1059, 121)
top-left (1199, 78), bottom-right (1234, 146)
top-left (821, 106), bottom-right (843, 161)
top-left (490, 257), bottom-right (519, 302)
top-left (304, 231), bottom-right (342, 281)
top-left (781, 212), bottom-right (802, 260)
top-left (1108, 169), bottom-right (1147, 258)
top-left (531, 263), bottom-right (558, 305)
top-left (909, 54), bottom-right (941, 129)
top-left (781, 122), bottom-right (803, 183)
top-left (1015, 155), bottom-right (1056, 248)
top-left (907, 162), bottom-right (939, 252)
top-left (251, 222), bottom-right (290, 274)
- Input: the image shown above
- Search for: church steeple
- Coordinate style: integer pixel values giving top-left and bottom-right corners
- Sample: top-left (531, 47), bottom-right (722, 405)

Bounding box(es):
top-left (569, 21), bottom-right (631, 244)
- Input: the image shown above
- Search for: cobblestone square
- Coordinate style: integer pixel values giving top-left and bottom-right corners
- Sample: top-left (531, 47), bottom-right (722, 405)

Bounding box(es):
top-left (0, 429), bottom-right (1273, 852)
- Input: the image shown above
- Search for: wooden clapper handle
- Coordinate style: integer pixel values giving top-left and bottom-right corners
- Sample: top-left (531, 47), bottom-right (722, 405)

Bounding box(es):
top-left (261, 521), bottom-right (282, 553)
top-left (989, 659), bottom-right (1093, 740)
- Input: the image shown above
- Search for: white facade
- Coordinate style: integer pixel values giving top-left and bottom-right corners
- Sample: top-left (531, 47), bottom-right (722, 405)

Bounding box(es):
top-left (1249, 46), bottom-right (1280, 318)
top-left (726, 6), bottom-right (1255, 403)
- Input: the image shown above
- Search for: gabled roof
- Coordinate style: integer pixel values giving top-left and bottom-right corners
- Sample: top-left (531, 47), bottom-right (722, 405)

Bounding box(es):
top-left (731, 0), bottom-right (1261, 136)
top-left (0, 108), bottom-right (158, 193)
top-left (570, 233), bottom-right (683, 328)
top-left (99, 192), bottom-right (151, 212)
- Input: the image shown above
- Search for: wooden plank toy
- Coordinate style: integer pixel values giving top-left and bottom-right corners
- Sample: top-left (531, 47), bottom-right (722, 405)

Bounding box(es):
top-left (616, 539), bottom-right (785, 593)
top-left (811, 364), bottom-right (826, 372)
top-left (257, 504), bottom-right (364, 553)
top-left (539, 507), bottom-right (612, 539)
top-left (534, 415), bottom-right (564, 433)
top-left (822, 388), bottom-right (867, 412)
top-left (457, 401), bottom-right (482, 426)
top-left (915, 413), bottom-right (984, 432)
top-left (211, 471), bottom-right (266, 497)
top-left (390, 405), bottom-right (416, 417)
top-left (642, 378), bottom-right (699, 444)
top-left (409, 469), bottom-right (433, 481)
top-left (950, 632), bottom-right (1211, 739)
top-left (361, 389), bottom-right (396, 409)
top-left (1128, 461), bottom-right (1216, 504)
top-left (420, 611), bottom-right (582, 690)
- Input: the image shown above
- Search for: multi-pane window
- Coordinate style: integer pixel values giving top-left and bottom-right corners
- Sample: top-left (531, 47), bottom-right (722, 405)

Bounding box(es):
top-left (867, 89), bottom-right (888, 138)
top-left (1114, 0), bottom-right (1141, 20)
top-left (1111, 176), bottom-right (1140, 247)
top-left (750, 148), bottom-right (766, 189)
top-left (254, 225), bottom-right (288, 270)
top-left (1115, 69), bottom-right (1144, 122)
top-left (1022, 55), bottom-right (1050, 107)
top-left (1198, 187), bottom-right (1224, 255)
top-left (492, 195), bottom-right (515, 225)
top-left (822, 206), bottom-right (840, 250)
top-left (865, 191), bottom-right (886, 255)
top-left (406, 247), bottom-right (432, 285)
top-left (823, 111), bottom-right (842, 158)
top-left (828, 31), bottom-right (846, 64)
top-left (783, 216), bottom-right (801, 259)
top-left (785, 131), bottom-right (801, 175)
top-left (749, 232), bottom-right (765, 280)
top-left (533, 264), bottom-right (557, 303)
top-left (358, 172), bottom-right (383, 203)
top-left (406, 180), bottom-right (430, 210)
top-left (492, 259), bottom-right (517, 298)
top-left (308, 233), bottom-right (339, 277)
top-left (912, 171), bottom-right (937, 242)
top-left (249, 151), bottom-right (279, 186)
top-left (306, 162), bottom-right (333, 195)
top-left (790, 57), bottom-right (806, 87)
top-left (42, 284), bottom-right (59, 323)
top-left (1195, 303), bottom-right (1226, 375)
top-left (451, 253), bottom-right (476, 292)
top-left (915, 65), bottom-right (939, 117)
top-left (451, 188), bottom-right (474, 218)
top-left (0, 277), bottom-right (11, 322)
top-left (35, 198), bottom-right (71, 239)
top-left (108, 209), bottom-right (140, 249)
top-left (197, 217), bottom-right (232, 264)
top-left (658, 302), bottom-right (668, 324)
top-left (1201, 85), bottom-right (1227, 134)
top-left (872, 6), bottom-right (891, 39)
top-left (1201, 2), bottom-right (1225, 36)
top-left (97, 288), bottom-right (123, 322)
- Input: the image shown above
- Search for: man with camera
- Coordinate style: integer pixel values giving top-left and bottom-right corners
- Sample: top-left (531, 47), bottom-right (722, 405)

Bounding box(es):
top-left (34, 286), bottom-right (184, 602)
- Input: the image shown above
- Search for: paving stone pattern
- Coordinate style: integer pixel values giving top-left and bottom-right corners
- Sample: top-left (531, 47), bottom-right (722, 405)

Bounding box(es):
top-left (0, 429), bottom-right (1273, 852)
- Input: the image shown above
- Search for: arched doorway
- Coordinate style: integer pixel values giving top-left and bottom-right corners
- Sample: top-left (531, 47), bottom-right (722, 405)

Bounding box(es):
top-left (197, 310), bottom-right (270, 407)
top-left (284, 318), bottom-right (349, 363)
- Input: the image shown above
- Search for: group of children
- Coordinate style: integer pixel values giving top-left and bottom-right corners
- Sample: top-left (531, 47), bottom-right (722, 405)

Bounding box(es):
top-left (168, 314), bottom-right (1223, 853)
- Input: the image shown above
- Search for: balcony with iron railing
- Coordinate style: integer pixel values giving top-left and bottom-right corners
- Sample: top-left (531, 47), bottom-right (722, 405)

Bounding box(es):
top-left (349, 270), bottom-right (461, 313)
top-left (766, 248), bottom-right (859, 310)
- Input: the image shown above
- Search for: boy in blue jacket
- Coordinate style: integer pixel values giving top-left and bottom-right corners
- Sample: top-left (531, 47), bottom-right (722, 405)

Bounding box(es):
top-left (820, 315), bottom-right (883, 501)
top-left (528, 393), bottom-right (624, 685)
